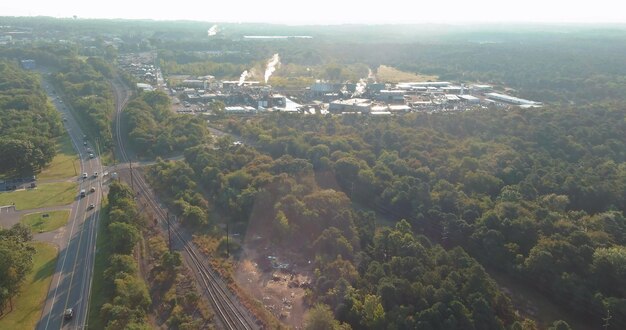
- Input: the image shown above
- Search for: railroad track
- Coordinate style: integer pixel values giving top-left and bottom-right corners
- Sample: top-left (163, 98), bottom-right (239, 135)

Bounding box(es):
top-left (111, 79), bottom-right (258, 330)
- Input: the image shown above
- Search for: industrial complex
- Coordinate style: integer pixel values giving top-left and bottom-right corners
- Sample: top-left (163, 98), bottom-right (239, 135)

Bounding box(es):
top-left (120, 52), bottom-right (543, 117)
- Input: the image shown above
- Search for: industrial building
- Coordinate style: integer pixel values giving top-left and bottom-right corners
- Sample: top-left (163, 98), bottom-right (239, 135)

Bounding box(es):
top-left (458, 95), bottom-right (480, 103)
top-left (376, 90), bottom-right (406, 103)
top-left (329, 98), bottom-right (372, 114)
top-left (485, 92), bottom-right (541, 106)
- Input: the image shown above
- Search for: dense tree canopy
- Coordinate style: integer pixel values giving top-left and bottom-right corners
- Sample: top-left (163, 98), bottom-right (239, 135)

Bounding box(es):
top-left (0, 224), bottom-right (36, 315)
top-left (124, 91), bottom-right (210, 157)
top-left (100, 181), bottom-right (151, 329)
top-left (0, 61), bottom-right (61, 175)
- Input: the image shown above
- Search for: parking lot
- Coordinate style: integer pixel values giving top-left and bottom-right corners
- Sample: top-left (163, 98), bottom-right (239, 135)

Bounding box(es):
top-left (0, 176), bottom-right (37, 192)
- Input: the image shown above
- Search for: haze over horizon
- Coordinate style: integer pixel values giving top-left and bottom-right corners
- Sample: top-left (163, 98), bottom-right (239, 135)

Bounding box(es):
top-left (2, 0), bottom-right (626, 25)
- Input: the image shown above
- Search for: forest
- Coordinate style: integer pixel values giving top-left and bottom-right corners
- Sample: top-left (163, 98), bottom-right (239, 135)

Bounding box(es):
top-left (0, 61), bottom-right (61, 175)
top-left (51, 56), bottom-right (115, 148)
top-left (147, 103), bottom-right (626, 329)
top-left (124, 91), bottom-right (210, 157)
top-left (100, 181), bottom-right (151, 329)
top-left (0, 224), bottom-right (36, 316)
top-left (2, 17), bottom-right (626, 329)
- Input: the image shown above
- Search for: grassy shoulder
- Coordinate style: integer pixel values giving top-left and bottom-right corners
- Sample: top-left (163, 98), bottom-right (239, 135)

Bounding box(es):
top-left (0, 182), bottom-right (77, 210)
top-left (0, 242), bottom-right (58, 329)
top-left (21, 210), bottom-right (71, 233)
top-left (87, 199), bottom-right (110, 330)
top-left (38, 133), bottom-right (79, 180)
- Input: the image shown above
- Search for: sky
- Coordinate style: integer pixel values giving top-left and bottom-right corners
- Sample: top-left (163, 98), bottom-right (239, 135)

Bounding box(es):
top-left (2, 0), bottom-right (626, 25)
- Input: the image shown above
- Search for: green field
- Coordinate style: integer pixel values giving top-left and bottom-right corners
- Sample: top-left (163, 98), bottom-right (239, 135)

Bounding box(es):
top-left (21, 210), bottom-right (71, 233)
top-left (0, 182), bottom-right (77, 210)
top-left (0, 242), bottom-right (58, 329)
top-left (38, 133), bottom-right (79, 180)
top-left (88, 200), bottom-right (110, 330)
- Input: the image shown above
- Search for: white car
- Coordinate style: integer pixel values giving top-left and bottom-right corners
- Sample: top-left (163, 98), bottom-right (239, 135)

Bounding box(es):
top-left (89, 153), bottom-right (95, 159)
top-left (93, 172), bottom-right (98, 177)
top-left (64, 308), bottom-right (73, 320)
top-left (82, 173), bottom-right (88, 179)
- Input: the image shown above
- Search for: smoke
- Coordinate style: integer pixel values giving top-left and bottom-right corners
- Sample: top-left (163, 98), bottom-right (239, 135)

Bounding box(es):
top-left (238, 70), bottom-right (249, 86)
top-left (264, 53), bottom-right (281, 83)
top-left (367, 67), bottom-right (376, 81)
top-left (352, 78), bottom-right (367, 97)
top-left (207, 25), bottom-right (218, 37)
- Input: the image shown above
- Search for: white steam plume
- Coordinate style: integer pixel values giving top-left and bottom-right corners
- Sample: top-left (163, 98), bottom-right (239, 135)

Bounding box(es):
top-left (367, 67), bottom-right (376, 81)
top-left (264, 53), bottom-right (281, 84)
top-left (238, 70), bottom-right (249, 86)
top-left (207, 25), bottom-right (218, 37)
top-left (352, 78), bottom-right (367, 97)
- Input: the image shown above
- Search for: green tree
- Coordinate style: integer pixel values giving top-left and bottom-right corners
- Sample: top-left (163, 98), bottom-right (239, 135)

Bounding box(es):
top-left (109, 222), bottom-right (140, 254)
top-left (305, 303), bottom-right (350, 330)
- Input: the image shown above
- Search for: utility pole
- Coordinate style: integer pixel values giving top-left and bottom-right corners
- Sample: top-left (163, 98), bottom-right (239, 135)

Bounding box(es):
top-left (129, 158), bottom-right (134, 191)
top-left (226, 222), bottom-right (229, 257)
top-left (166, 211), bottom-right (172, 252)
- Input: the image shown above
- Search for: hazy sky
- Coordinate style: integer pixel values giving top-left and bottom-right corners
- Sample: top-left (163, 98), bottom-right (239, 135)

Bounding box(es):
top-left (2, 0), bottom-right (626, 25)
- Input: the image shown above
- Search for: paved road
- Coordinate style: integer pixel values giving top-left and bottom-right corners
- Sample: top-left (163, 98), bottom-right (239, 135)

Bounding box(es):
top-left (35, 78), bottom-right (105, 330)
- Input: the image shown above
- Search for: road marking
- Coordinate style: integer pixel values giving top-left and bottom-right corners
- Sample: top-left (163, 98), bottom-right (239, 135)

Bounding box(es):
top-left (42, 127), bottom-right (86, 330)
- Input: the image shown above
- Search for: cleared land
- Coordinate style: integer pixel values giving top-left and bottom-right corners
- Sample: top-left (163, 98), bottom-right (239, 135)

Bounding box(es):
top-left (0, 242), bottom-right (58, 329)
top-left (0, 182), bottom-right (77, 210)
top-left (38, 133), bottom-right (79, 180)
top-left (21, 210), bottom-right (71, 233)
top-left (375, 65), bottom-right (438, 83)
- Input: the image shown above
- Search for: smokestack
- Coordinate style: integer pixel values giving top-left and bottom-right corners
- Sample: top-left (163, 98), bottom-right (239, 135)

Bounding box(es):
top-left (207, 25), bottom-right (218, 37)
top-left (238, 70), bottom-right (249, 86)
top-left (264, 53), bottom-right (281, 84)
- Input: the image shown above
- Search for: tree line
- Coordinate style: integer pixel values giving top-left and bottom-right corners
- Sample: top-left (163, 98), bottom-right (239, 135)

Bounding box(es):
top-left (0, 224), bottom-right (35, 316)
top-left (0, 60), bottom-right (61, 175)
top-left (100, 181), bottom-right (151, 329)
top-left (52, 56), bottom-right (115, 148)
top-left (123, 91), bottom-right (210, 158)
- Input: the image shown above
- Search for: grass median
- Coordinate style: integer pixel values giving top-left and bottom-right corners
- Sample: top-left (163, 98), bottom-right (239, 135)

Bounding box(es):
top-left (0, 242), bottom-right (58, 329)
top-left (0, 182), bottom-right (77, 210)
top-left (21, 210), bottom-right (71, 233)
top-left (38, 133), bottom-right (80, 180)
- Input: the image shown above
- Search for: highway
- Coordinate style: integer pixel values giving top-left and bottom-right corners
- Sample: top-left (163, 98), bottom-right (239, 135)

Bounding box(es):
top-left (111, 79), bottom-right (259, 330)
top-left (36, 78), bottom-right (104, 330)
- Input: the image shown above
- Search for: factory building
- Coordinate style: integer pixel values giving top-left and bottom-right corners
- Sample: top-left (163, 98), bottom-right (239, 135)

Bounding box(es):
top-left (445, 94), bottom-right (460, 102)
top-left (310, 82), bottom-right (356, 97)
top-left (458, 95), bottom-right (480, 104)
top-left (225, 106), bottom-right (257, 114)
top-left (471, 84), bottom-right (493, 92)
top-left (376, 90), bottom-right (406, 103)
top-left (397, 81), bottom-right (451, 90)
top-left (329, 98), bottom-right (372, 114)
top-left (441, 86), bottom-right (463, 95)
top-left (485, 92), bottom-right (541, 106)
